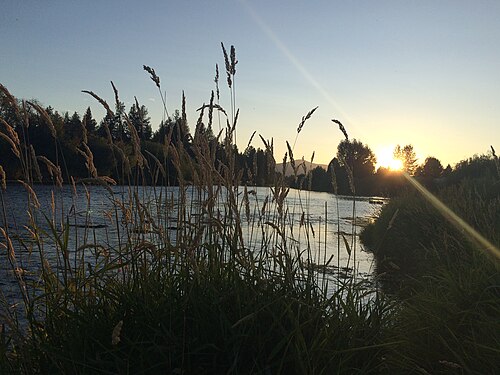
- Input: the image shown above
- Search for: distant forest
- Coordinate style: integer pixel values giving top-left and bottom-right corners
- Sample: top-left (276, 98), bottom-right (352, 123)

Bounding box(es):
top-left (0, 90), bottom-right (497, 197)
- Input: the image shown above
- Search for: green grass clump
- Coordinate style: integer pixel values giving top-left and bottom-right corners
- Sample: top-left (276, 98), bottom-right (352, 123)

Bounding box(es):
top-left (361, 163), bottom-right (500, 373)
top-left (18, 262), bottom-right (393, 374)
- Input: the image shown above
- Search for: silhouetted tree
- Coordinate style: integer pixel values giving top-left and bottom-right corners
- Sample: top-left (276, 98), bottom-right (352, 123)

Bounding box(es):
top-left (336, 139), bottom-right (376, 195)
top-left (152, 110), bottom-right (190, 147)
top-left (420, 157), bottom-right (443, 179)
top-left (128, 103), bottom-right (152, 141)
top-left (82, 107), bottom-right (97, 135)
top-left (327, 157), bottom-right (350, 195)
top-left (113, 100), bottom-right (128, 142)
top-left (310, 166), bottom-right (330, 192)
top-left (394, 144), bottom-right (418, 175)
top-left (337, 139), bottom-right (376, 176)
top-left (64, 111), bottom-right (83, 146)
top-left (442, 164), bottom-right (452, 177)
top-left (96, 111), bottom-right (114, 142)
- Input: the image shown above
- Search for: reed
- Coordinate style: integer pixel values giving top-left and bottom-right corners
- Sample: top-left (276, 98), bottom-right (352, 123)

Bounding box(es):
top-left (7, 76), bottom-right (380, 373)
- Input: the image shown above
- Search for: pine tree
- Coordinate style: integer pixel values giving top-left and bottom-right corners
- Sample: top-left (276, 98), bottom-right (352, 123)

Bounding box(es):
top-left (128, 103), bottom-right (152, 141)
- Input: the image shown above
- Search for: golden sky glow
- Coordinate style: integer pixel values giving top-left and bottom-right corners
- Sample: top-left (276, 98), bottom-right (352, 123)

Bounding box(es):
top-left (1, 1), bottom-right (499, 168)
top-left (375, 146), bottom-right (403, 171)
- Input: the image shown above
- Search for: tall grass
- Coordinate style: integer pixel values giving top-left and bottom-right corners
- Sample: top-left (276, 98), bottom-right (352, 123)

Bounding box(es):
top-left (0, 49), bottom-right (392, 374)
top-left (361, 168), bottom-right (500, 374)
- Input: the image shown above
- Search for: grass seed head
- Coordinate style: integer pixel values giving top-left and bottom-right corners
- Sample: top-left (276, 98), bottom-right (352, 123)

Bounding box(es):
top-left (332, 119), bottom-right (349, 140)
top-left (297, 106), bottom-right (318, 134)
top-left (143, 65), bottom-right (160, 89)
top-left (27, 101), bottom-right (56, 138)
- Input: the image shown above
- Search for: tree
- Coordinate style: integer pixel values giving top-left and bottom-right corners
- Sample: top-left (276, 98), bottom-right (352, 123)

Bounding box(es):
top-left (394, 144), bottom-right (418, 175)
top-left (327, 157), bottom-right (351, 195)
top-left (336, 139), bottom-right (377, 195)
top-left (152, 110), bottom-right (190, 147)
top-left (113, 100), bottom-right (129, 142)
top-left (64, 111), bottom-right (83, 145)
top-left (82, 107), bottom-right (97, 135)
top-left (128, 103), bottom-right (152, 141)
top-left (337, 139), bottom-right (376, 177)
top-left (420, 157), bottom-right (443, 179)
top-left (96, 111), bottom-right (115, 142)
top-left (310, 166), bottom-right (330, 192)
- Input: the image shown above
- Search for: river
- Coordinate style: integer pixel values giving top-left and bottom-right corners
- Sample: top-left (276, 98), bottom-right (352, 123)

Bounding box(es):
top-left (0, 183), bottom-right (385, 306)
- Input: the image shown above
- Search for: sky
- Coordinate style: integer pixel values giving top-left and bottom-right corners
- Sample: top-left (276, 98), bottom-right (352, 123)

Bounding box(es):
top-left (1, 0), bottom-right (499, 167)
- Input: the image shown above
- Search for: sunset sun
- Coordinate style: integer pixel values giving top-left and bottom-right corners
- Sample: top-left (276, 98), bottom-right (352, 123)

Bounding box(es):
top-left (375, 146), bottom-right (403, 171)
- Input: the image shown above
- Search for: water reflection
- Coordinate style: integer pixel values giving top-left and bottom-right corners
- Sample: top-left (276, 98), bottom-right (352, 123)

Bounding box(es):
top-left (1, 184), bottom-right (384, 304)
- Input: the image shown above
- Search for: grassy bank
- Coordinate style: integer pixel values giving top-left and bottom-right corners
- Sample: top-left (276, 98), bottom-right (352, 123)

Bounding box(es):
top-left (361, 160), bottom-right (500, 373)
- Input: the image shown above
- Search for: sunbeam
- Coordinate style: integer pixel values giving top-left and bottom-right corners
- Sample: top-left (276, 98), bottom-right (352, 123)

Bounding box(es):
top-left (239, 0), bottom-right (357, 129)
top-left (403, 172), bottom-right (500, 262)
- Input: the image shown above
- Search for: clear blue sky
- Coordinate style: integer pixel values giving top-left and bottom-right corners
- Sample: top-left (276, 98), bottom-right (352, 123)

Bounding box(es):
top-left (1, 0), bottom-right (499, 167)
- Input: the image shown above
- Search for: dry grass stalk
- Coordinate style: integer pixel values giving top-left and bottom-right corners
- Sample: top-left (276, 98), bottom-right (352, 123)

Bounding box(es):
top-left (143, 65), bottom-right (160, 89)
top-left (246, 131), bottom-right (256, 152)
top-left (329, 163), bottom-right (338, 194)
top-left (0, 131), bottom-right (20, 158)
top-left (301, 157), bottom-right (307, 175)
top-left (340, 155), bottom-right (355, 194)
top-left (81, 90), bottom-right (114, 118)
top-left (491, 145), bottom-right (499, 179)
top-left (208, 90), bottom-right (214, 129)
top-left (80, 90), bottom-right (116, 161)
top-left (0, 83), bottom-right (21, 119)
top-left (37, 156), bottom-right (63, 187)
top-left (297, 106), bottom-right (318, 134)
top-left (29, 145), bottom-right (43, 182)
top-left (196, 103), bottom-right (228, 118)
top-left (98, 175), bottom-right (117, 185)
top-left (0, 117), bottom-right (20, 147)
top-left (76, 143), bottom-right (98, 178)
top-left (17, 179), bottom-right (40, 209)
top-left (230, 45), bottom-right (237, 75)
top-left (182, 91), bottom-right (187, 127)
top-left (332, 119), bottom-right (348, 140)
top-left (123, 114), bottom-right (146, 169)
top-left (81, 113), bottom-right (88, 144)
top-left (195, 104), bottom-right (205, 136)
top-left (144, 150), bottom-right (166, 179)
top-left (0, 165), bottom-right (6, 190)
top-left (111, 320), bottom-right (123, 346)
top-left (0, 228), bottom-right (16, 263)
top-left (27, 101), bottom-right (56, 138)
top-left (231, 108), bottom-right (239, 134)
top-left (112, 144), bottom-right (131, 175)
top-left (281, 152), bottom-right (288, 178)
top-left (286, 141), bottom-right (296, 176)
top-left (70, 176), bottom-right (77, 196)
top-left (214, 64), bottom-right (220, 102)
top-left (221, 42), bottom-right (232, 88)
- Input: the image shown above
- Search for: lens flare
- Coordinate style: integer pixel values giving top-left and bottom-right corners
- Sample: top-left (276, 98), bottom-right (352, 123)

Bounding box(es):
top-left (403, 172), bottom-right (500, 262)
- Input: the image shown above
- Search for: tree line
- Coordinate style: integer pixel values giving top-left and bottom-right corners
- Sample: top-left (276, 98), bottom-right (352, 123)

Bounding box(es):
top-left (0, 92), bottom-right (276, 187)
top-left (1, 90), bottom-right (496, 197)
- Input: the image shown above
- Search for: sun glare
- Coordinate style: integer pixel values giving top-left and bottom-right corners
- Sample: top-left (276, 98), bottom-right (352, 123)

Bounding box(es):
top-left (375, 146), bottom-right (403, 171)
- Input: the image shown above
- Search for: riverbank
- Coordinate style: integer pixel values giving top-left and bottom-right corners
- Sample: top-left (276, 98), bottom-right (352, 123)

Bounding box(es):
top-left (360, 157), bottom-right (500, 373)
